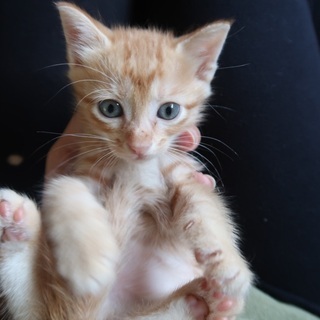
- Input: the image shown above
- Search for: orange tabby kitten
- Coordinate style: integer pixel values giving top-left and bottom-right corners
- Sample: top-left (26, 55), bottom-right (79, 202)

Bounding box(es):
top-left (0, 2), bottom-right (253, 319)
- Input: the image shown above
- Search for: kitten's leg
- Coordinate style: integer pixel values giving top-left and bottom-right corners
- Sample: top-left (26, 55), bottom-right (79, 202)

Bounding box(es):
top-left (42, 176), bottom-right (119, 296)
top-left (183, 278), bottom-right (240, 320)
top-left (127, 277), bottom-right (241, 320)
top-left (126, 278), bottom-right (219, 320)
top-left (171, 182), bottom-right (253, 319)
top-left (0, 189), bottom-right (41, 320)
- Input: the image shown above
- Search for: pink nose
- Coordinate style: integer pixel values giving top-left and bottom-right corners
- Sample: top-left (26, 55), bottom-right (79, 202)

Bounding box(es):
top-left (128, 144), bottom-right (150, 156)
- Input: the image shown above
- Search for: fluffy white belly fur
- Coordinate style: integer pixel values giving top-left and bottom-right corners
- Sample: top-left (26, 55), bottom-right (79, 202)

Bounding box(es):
top-left (107, 241), bottom-right (201, 314)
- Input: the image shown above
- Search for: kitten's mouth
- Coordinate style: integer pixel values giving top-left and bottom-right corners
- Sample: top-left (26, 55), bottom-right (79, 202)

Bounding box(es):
top-left (129, 151), bottom-right (157, 162)
top-left (132, 153), bottom-right (151, 161)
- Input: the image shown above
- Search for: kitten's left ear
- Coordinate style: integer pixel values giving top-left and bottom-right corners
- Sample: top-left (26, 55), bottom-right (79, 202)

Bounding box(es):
top-left (177, 21), bottom-right (232, 82)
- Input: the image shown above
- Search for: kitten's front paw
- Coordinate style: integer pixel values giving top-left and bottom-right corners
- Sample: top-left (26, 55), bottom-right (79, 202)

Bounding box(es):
top-left (195, 248), bottom-right (253, 319)
top-left (55, 218), bottom-right (119, 296)
top-left (0, 189), bottom-right (40, 246)
top-left (44, 176), bottom-right (120, 296)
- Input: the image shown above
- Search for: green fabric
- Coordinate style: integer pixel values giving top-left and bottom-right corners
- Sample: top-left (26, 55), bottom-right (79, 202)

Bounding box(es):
top-left (239, 287), bottom-right (320, 320)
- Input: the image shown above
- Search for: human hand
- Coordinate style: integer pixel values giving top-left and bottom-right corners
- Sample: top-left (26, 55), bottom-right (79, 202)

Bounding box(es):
top-left (177, 128), bottom-right (216, 189)
top-left (45, 112), bottom-right (82, 179)
top-left (45, 115), bottom-right (216, 189)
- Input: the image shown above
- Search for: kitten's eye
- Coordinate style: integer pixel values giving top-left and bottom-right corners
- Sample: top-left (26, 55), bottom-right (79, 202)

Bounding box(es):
top-left (98, 100), bottom-right (123, 118)
top-left (157, 102), bottom-right (180, 120)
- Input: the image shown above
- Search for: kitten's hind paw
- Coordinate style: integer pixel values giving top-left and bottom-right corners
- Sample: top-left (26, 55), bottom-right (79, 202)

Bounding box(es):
top-left (194, 248), bottom-right (252, 319)
top-left (185, 278), bottom-right (239, 320)
top-left (0, 189), bottom-right (40, 248)
top-left (185, 293), bottom-right (209, 320)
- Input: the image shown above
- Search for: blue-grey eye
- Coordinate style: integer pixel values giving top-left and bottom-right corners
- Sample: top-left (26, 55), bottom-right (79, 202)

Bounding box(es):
top-left (157, 102), bottom-right (180, 120)
top-left (98, 100), bottom-right (123, 118)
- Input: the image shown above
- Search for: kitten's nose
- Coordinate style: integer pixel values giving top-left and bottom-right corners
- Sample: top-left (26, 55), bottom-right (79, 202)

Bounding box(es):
top-left (128, 143), bottom-right (150, 157)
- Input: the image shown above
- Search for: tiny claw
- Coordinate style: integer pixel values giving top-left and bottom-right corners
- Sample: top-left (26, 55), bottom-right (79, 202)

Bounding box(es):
top-left (184, 220), bottom-right (195, 230)
top-left (200, 279), bottom-right (209, 290)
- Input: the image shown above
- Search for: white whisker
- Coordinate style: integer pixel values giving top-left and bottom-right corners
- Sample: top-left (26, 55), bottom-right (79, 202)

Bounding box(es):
top-left (40, 62), bottom-right (118, 84)
top-left (75, 88), bottom-right (102, 111)
top-left (38, 131), bottom-right (115, 144)
top-left (46, 78), bottom-right (111, 106)
top-left (49, 146), bottom-right (108, 173)
top-left (205, 104), bottom-right (235, 112)
top-left (90, 148), bottom-right (114, 174)
top-left (205, 103), bottom-right (226, 120)
top-left (198, 142), bottom-right (235, 161)
top-left (218, 63), bottom-right (250, 70)
top-left (98, 153), bottom-right (118, 187)
top-left (201, 136), bottom-right (238, 156)
top-left (197, 143), bottom-right (222, 171)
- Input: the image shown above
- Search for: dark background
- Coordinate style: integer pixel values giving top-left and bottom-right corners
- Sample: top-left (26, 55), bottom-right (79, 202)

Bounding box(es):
top-left (1, 0), bottom-right (319, 316)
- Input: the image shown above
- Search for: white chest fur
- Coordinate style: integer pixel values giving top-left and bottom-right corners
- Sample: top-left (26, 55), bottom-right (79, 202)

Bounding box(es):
top-left (103, 157), bottom-right (200, 314)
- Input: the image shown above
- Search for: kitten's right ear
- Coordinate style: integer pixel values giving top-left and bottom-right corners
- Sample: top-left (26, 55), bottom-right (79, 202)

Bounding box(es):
top-left (56, 2), bottom-right (111, 64)
top-left (176, 21), bottom-right (232, 83)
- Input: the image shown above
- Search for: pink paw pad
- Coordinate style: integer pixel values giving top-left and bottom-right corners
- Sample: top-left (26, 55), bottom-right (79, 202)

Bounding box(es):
top-left (186, 294), bottom-right (209, 320)
top-left (0, 200), bottom-right (27, 242)
top-left (197, 279), bottom-right (240, 320)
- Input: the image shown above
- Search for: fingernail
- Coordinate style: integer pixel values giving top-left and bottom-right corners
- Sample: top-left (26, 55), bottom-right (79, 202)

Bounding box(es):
top-left (188, 127), bottom-right (200, 147)
top-left (207, 175), bottom-right (216, 189)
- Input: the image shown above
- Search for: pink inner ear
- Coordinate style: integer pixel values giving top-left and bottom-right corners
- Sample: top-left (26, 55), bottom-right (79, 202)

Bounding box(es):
top-left (58, 5), bottom-right (112, 64)
top-left (196, 58), bottom-right (215, 81)
top-left (179, 23), bottom-right (230, 82)
top-left (66, 23), bottom-right (82, 47)
top-left (64, 26), bottom-right (83, 64)
top-left (195, 39), bottom-right (223, 81)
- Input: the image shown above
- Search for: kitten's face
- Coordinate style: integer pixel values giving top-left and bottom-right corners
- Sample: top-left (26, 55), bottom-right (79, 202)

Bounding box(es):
top-left (57, 2), bottom-right (230, 162)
